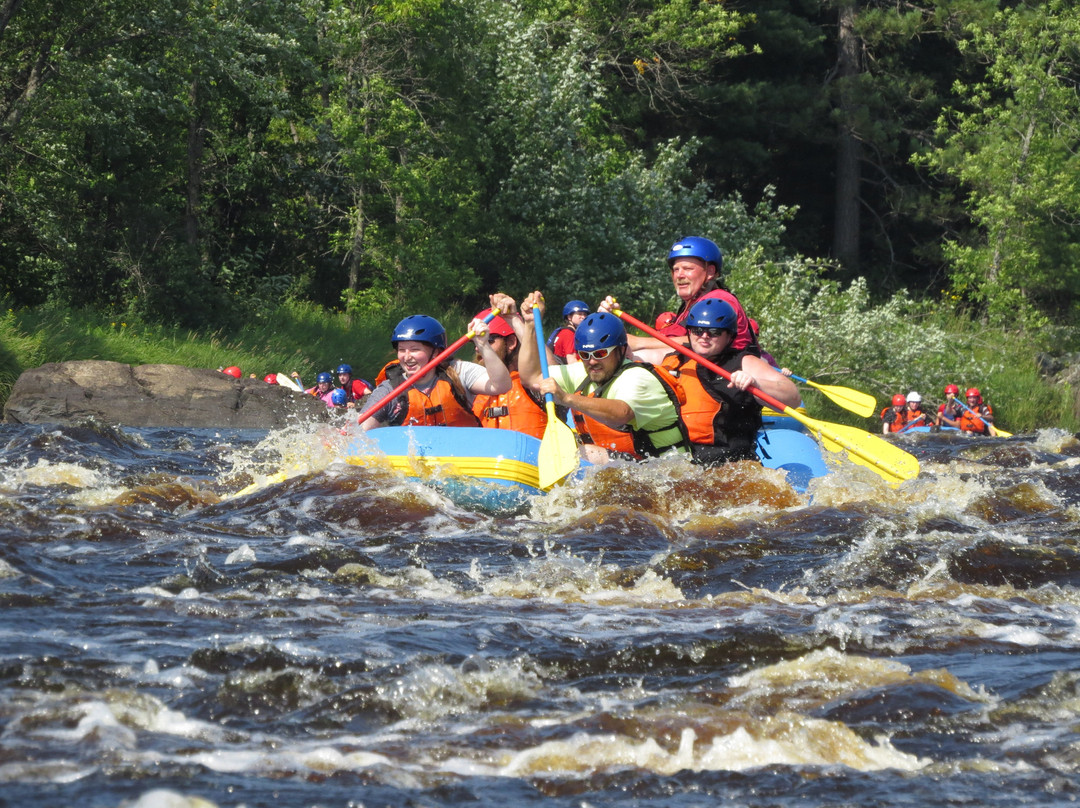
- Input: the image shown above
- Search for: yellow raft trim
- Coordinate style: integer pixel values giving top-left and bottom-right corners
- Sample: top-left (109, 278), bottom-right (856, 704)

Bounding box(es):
top-left (346, 453), bottom-right (540, 489)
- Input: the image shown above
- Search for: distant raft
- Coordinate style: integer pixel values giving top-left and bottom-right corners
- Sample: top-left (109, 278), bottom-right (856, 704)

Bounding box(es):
top-left (346, 409), bottom-right (831, 514)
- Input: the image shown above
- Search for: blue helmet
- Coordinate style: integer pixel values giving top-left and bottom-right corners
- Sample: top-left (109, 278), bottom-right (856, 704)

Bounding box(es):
top-left (392, 315), bottom-right (446, 351)
top-left (316, 371), bottom-right (333, 384)
top-left (330, 388), bottom-right (348, 406)
top-left (574, 313), bottom-right (627, 352)
top-left (336, 363), bottom-right (352, 375)
top-left (685, 298), bottom-right (737, 333)
top-left (667, 236), bottom-right (723, 273)
top-left (562, 300), bottom-right (590, 318)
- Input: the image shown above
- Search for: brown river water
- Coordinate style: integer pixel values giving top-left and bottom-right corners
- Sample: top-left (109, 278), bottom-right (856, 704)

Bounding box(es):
top-left (3, 419), bottom-right (1080, 807)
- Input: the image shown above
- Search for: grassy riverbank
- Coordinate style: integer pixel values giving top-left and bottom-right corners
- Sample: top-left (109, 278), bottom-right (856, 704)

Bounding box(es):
top-left (0, 302), bottom-right (1076, 434)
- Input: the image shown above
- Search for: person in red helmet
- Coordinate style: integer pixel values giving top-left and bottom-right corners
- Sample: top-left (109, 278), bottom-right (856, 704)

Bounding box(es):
top-left (221, 366), bottom-right (242, 379)
top-left (470, 308), bottom-right (549, 440)
top-left (957, 387), bottom-right (995, 434)
top-left (263, 373), bottom-right (278, 384)
top-left (936, 383), bottom-right (963, 428)
top-left (881, 393), bottom-right (910, 434)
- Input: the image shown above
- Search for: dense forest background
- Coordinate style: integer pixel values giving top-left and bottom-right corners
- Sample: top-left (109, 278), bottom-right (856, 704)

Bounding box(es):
top-left (2, 0), bottom-right (1079, 428)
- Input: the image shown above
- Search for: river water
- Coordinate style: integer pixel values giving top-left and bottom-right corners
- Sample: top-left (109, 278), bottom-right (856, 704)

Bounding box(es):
top-left (4, 419), bottom-right (1080, 807)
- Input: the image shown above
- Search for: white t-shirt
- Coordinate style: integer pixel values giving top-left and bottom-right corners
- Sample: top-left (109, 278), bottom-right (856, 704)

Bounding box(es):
top-left (365, 359), bottom-right (488, 424)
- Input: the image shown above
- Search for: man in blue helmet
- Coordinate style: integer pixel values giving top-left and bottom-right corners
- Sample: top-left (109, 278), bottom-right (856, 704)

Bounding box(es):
top-left (547, 300), bottom-right (591, 363)
top-left (335, 363), bottom-right (373, 407)
top-left (495, 291), bottom-right (688, 464)
top-left (600, 236), bottom-right (758, 365)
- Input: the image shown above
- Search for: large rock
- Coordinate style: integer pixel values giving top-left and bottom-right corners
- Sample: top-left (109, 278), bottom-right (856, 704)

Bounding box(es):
top-left (3, 361), bottom-right (331, 428)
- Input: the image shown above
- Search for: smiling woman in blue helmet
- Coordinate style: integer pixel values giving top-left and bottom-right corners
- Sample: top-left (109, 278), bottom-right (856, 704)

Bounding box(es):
top-left (599, 236), bottom-right (758, 365)
top-left (359, 314), bottom-right (512, 431)
top-left (660, 297), bottom-right (799, 465)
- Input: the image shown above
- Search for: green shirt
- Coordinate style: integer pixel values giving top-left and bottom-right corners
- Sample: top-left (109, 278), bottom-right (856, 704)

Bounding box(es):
top-left (550, 359), bottom-right (681, 439)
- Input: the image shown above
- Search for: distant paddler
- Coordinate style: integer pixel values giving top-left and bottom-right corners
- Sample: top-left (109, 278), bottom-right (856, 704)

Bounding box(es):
top-left (658, 297), bottom-right (800, 466)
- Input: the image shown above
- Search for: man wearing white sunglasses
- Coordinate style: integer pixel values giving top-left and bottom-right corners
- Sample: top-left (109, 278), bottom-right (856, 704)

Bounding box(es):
top-left (496, 291), bottom-right (689, 465)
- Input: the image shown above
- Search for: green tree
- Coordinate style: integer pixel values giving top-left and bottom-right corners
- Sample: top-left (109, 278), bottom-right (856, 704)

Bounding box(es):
top-left (920, 0), bottom-right (1080, 326)
top-left (318, 0), bottom-right (485, 317)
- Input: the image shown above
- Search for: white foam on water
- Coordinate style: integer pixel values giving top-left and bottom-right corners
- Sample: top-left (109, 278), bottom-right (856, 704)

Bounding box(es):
top-left (974, 623), bottom-right (1049, 646)
top-left (0, 760), bottom-right (97, 784)
top-left (490, 719), bottom-right (926, 777)
top-left (224, 543), bottom-right (256, 564)
top-left (1034, 427), bottom-right (1080, 453)
top-left (476, 544), bottom-right (685, 605)
top-left (121, 789), bottom-right (219, 808)
top-left (727, 647), bottom-right (985, 712)
top-left (379, 656), bottom-right (546, 721)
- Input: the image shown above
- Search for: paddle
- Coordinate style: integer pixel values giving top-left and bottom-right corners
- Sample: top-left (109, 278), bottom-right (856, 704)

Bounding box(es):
top-left (357, 309), bottom-right (499, 427)
top-left (898, 413), bottom-right (928, 433)
top-left (773, 367), bottom-right (877, 418)
top-left (276, 373), bottom-right (303, 392)
top-left (612, 307), bottom-right (920, 484)
top-left (532, 307), bottom-right (580, 489)
top-left (954, 397), bottom-right (1010, 437)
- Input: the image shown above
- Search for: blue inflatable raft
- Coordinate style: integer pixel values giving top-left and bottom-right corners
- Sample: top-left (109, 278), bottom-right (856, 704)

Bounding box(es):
top-left (347, 409), bottom-right (830, 513)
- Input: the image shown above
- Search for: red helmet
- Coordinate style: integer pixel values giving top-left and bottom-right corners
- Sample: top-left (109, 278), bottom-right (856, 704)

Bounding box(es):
top-left (264, 373), bottom-right (277, 384)
top-left (944, 384), bottom-right (959, 395)
top-left (222, 366), bottom-right (242, 378)
top-left (966, 387), bottom-right (981, 398)
top-left (892, 393), bottom-right (907, 407)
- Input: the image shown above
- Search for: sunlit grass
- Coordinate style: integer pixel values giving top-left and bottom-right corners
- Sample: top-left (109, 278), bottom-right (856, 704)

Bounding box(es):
top-left (0, 301), bottom-right (480, 404)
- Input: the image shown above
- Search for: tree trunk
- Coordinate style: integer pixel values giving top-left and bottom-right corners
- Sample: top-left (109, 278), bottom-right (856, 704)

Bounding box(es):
top-left (348, 183), bottom-right (365, 294)
top-left (185, 77), bottom-right (206, 253)
top-left (833, 1), bottom-right (862, 273)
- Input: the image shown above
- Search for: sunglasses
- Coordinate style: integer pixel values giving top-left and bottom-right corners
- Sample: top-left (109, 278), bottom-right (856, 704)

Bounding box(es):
top-left (687, 326), bottom-right (727, 338)
top-left (576, 347), bottom-right (615, 361)
top-left (486, 334), bottom-right (505, 344)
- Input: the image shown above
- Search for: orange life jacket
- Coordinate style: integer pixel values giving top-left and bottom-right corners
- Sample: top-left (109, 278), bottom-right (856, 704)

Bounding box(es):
top-left (471, 371), bottom-right (547, 440)
top-left (660, 351), bottom-right (762, 464)
top-left (880, 406), bottom-right (911, 433)
top-left (376, 361), bottom-right (479, 427)
top-left (958, 403), bottom-right (993, 434)
top-left (570, 362), bottom-right (688, 459)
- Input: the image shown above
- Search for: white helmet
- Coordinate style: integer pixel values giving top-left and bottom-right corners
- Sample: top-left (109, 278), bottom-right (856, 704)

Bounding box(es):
top-left (906, 391), bottom-right (922, 403)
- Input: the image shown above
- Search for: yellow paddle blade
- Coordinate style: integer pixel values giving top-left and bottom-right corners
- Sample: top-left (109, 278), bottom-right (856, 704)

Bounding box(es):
top-left (804, 380), bottom-right (877, 418)
top-left (784, 407), bottom-right (920, 484)
top-left (230, 469), bottom-right (291, 499)
top-left (537, 402), bottom-right (579, 490)
top-left (988, 424), bottom-right (1012, 438)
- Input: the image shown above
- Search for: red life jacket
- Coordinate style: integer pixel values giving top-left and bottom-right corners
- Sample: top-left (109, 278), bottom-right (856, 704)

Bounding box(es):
top-left (666, 289), bottom-right (760, 355)
top-left (343, 378), bottom-right (371, 400)
top-left (660, 351), bottom-right (762, 464)
top-left (377, 361), bottom-right (479, 427)
top-left (570, 362), bottom-right (688, 459)
top-left (471, 371), bottom-right (547, 440)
